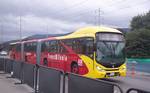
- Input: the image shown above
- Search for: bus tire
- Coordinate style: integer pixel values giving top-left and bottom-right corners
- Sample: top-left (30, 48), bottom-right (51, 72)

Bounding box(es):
top-left (71, 62), bottom-right (79, 74)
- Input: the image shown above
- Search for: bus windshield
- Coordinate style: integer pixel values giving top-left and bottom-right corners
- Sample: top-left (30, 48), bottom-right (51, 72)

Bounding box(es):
top-left (96, 33), bottom-right (125, 68)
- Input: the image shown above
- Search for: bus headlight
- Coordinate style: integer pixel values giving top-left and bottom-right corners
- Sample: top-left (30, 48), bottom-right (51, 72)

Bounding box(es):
top-left (96, 66), bottom-right (104, 71)
top-left (120, 66), bottom-right (126, 70)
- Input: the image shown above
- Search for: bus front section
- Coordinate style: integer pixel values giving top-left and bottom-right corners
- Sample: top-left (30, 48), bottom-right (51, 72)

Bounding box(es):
top-left (95, 32), bottom-right (126, 78)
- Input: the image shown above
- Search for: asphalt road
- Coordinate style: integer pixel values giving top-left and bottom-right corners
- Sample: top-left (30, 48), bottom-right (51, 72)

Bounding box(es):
top-left (102, 73), bottom-right (150, 93)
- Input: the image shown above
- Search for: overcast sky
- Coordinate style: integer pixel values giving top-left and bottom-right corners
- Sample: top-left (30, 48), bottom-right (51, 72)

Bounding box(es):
top-left (0, 0), bottom-right (150, 43)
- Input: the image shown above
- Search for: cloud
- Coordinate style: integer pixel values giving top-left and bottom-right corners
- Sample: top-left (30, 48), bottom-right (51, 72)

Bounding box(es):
top-left (0, 0), bottom-right (150, 43)
top-left (0, 14), bottom-right (92, 42)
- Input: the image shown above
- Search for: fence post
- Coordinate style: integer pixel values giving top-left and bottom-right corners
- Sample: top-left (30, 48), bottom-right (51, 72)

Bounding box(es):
top-left (20, 62), bottom-right (24, 84)
top-left (4, 58), bottom-right (6, 73)
top-left (34, 64), bottom-right (39, 93)
top-left (63, 73), bottom-right (68, 93)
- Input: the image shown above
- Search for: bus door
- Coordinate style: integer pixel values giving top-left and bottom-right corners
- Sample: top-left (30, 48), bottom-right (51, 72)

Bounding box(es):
top-left (84, 38), bottom-right (94, 69)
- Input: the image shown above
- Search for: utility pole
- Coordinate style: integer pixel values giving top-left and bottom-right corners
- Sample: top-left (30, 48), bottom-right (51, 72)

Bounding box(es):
top-left (95, 8), bottom-right (102, 27)
top-left (0, 22), bottom-right (3, 44)
top-left (46, 25), bottom-right (49, 38)
top-left (94, 10), bottom-right (97, 26)
top-left (19, 15), bottom-right (22, 42)
top-left (98, 8), bottom-right (101, 27)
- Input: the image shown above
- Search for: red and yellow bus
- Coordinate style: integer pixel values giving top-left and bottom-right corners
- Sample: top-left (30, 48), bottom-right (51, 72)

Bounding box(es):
top-left (9, 26), bottom-right (126, 78)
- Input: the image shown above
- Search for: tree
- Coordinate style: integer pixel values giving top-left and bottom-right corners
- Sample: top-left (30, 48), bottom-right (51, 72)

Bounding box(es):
top-left (130, 15), bottom-right (144, 31)
top-left (126, 11), bottom-right (150, 58)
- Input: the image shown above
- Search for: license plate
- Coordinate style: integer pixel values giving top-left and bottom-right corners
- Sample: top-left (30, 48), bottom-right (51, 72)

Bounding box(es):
top-left (110, 72), bottom-right (115, 76)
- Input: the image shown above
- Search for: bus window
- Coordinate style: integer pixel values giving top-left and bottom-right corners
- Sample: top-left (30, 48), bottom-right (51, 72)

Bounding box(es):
top-left (73, 37), bottom-right (94, 58)
top-left (24, 42), bottom-right (37, 52)
top-left (58, 40), bottom-right (67, 53)
top-left (49, 40), bottom-right (58, 53)
top-left (16, 44), bottom-right (21, 52)
top-left (73, 38), bottom-right (85, 54)
top-left (61, 39), bottom-right (73, 53)
top-left (41, 42), bottom-right (46, 52)
top-left (85, 38), bottom-right (94, 59)
top-left (60, 38), bottom-right (93, 57)
top-left (9, 44), bottom-right (15, 51)
top-left (41, 41), bottom-right (49, 52)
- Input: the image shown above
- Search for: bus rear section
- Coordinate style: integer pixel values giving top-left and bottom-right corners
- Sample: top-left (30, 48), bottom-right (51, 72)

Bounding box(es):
top-left (24, 41), bottom-right (37, 64)
top-left (9, 43), bottom-right (21, 61)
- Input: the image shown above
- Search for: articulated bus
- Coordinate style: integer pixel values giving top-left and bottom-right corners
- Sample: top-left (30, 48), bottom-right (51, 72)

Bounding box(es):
top-left (9, 26), bottom-right (126, 78)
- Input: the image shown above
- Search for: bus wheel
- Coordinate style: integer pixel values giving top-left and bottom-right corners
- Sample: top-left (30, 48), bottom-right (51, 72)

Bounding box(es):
top-left (71, 63), bottom-right (79, 74)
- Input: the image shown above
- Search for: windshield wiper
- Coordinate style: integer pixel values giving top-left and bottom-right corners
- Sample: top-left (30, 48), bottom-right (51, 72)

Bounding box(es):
top-left (102, 41), bottom-right (114, 57)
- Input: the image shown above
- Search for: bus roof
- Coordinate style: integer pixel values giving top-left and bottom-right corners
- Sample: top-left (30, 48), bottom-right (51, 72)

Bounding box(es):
top-left (10, 26), bottom-right (123, 43)
top-left (10, 41), bottom-right (21, 45)
top-left (45, 26), bottom-right (122, 40)
top-left (23, 39), bottom-right (38, 43)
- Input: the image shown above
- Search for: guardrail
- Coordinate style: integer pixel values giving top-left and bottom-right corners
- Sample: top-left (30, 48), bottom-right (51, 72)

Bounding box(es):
top-left (0, 58), bottom-right (4, 71)
top-left (22, 62), bottom-right (35, 88)
top-left (0, 57), bottom-right (149, 93)
top-left (38, 66), bottom-right (62, 93)
top-left (127, 88), bottom-right (150, 93)
top-left (65, 73), bottom-right (123, 93)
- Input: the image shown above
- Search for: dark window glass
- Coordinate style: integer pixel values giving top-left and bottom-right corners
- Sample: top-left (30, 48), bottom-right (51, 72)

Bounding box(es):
top-left (16, 44), bottom-right (21, 52)
top-left (59, 40), bottom-right (67, 53)
top-left (24, 42), bottom-right (37, 52)
top-left (41, 42), bottom-right (46, 52)
top-left (60, 37), bottom-right (94, 58)
top-left (49, 40), bottom-right (58, 53)
top-left (41, 41), bottom-right (50, 52)
top-left (84, 38), bottom-right (94, 58)
top-left (9, 44), bottom-right (21, 52)
top-left (9, 44), bottom-right (16, 51)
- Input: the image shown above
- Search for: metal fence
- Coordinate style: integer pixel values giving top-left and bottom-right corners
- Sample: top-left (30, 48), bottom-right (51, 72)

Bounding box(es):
top-left (0, 58), bottom-right (149, 93)
top-left (12, 61), bottom-right (22, 80)
top-left (0, 58), bottom-right (4, 71)
top-left (4, 59), bottom-right (13, 73)
top-left (66, 73), bottom-right (117, 93)
top-left (38, 66), bottom-right (62, 93)
top-left (22, 62), bottom-right (35, 88)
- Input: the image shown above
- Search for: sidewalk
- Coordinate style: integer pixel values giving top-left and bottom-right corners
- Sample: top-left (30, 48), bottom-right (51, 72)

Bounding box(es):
top-left (0, 72), bottom-right (33, 93)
